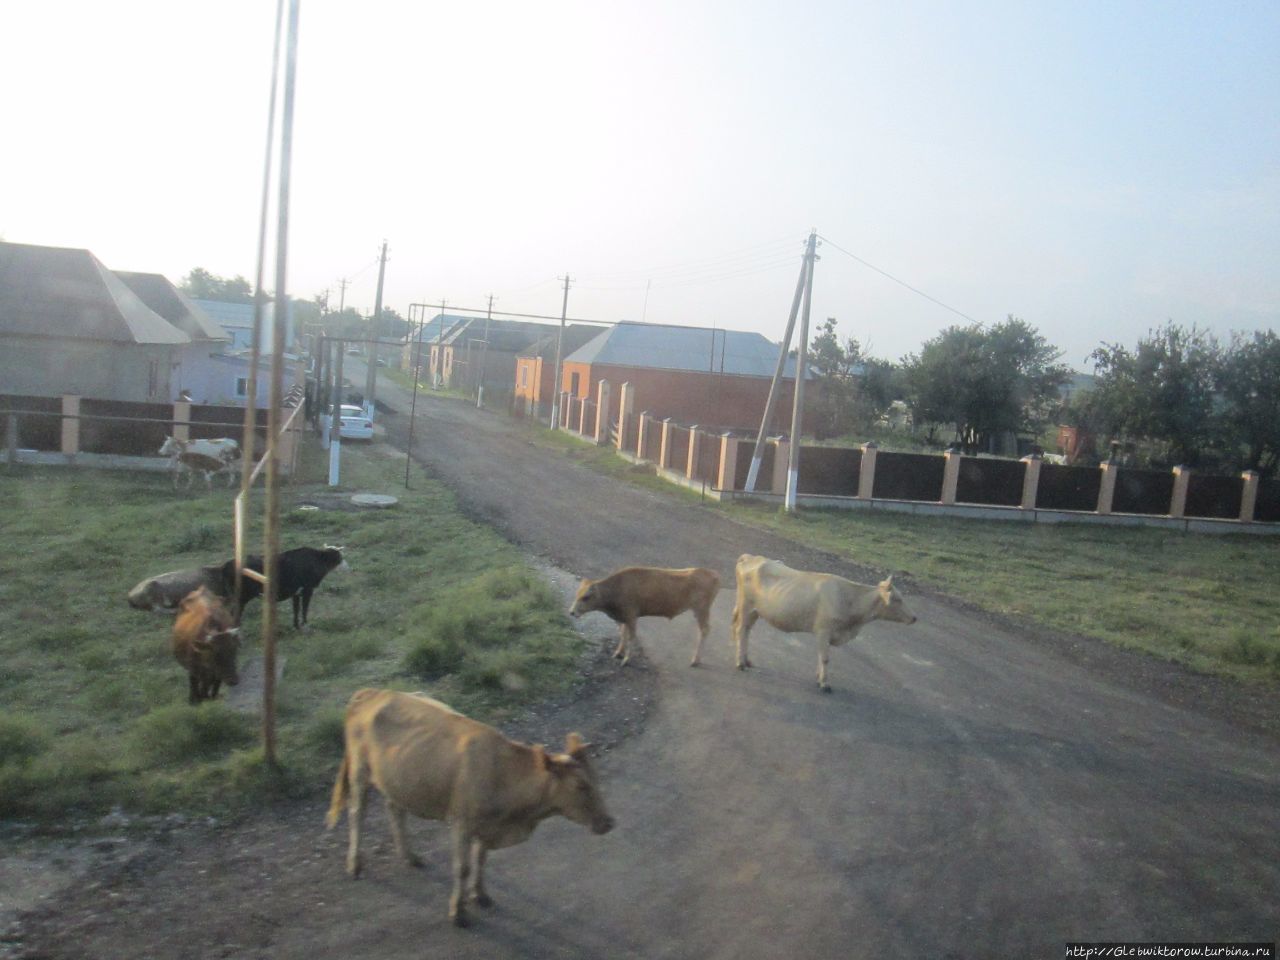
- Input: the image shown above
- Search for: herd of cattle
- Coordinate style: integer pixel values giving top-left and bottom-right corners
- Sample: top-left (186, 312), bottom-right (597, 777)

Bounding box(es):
top-left (127, 528), bottom-right (918, 927)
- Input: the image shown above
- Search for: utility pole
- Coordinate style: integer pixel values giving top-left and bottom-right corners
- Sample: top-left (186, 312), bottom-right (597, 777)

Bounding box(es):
top-left (434, 300), bottom-right (447, 387)
top-left (550, 274), bottom-right (571, 429)
top-left (784, 231), bottom-right (819, 512)
top-left (364, 240), bottom-right (388, 411)
top-left (336, 277), bottom-right (349, 313)
top-left (477, 293), bottom-right (494, 409)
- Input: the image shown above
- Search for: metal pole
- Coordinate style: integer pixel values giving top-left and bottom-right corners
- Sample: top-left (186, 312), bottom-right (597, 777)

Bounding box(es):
top-left (784, 231), bottom-right (818, 512)
top-left (261, 0), bottom-right (301, 770)
top-left (329, 338), bottom-right (343, 485)
top-left (435, 301), bottom-right (446, 388)
top-left (477, 294), bottom-right (493, 409)
top-left (405, 313), bottom-right (426, 488)
top-left (365, 239), bottom-right (387, 410)
top-left (550, 275), bottom-right (571, 429)
top-left (745, 242), bottom-right (808, 492)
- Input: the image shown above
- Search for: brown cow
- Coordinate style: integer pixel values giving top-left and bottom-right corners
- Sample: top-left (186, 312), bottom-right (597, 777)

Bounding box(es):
top-left (171, 587), bottom-right (241, 704)
top-left (569, 566), bottom-right (720, 666)
top-left (326, 689), bottom-right (614, 928)
top-left (732, 554), bottom-right (918, 692)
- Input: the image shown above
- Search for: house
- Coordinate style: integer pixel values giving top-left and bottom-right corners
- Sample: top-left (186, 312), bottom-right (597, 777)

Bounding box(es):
top-left (436, 318), bottom-right (564, 399)
top-left (514, 325), bottom-right (607, 419)
top-left (401, 314), bottom-right (470, 381)
top-left (114, 271), bottom-right (234, 403)
top-left (191, 298), bottom-right (295, 354)
top-left (559, 321), bottom-right (809, 433)
top-left (0, 241), bottom-right (188, 403)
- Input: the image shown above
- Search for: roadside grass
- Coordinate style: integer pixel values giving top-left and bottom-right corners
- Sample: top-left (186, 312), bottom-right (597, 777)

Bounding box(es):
top-left (492, 400), bottom-right (1280, 686)
top-left (0, 440), bottom-right (586, 825)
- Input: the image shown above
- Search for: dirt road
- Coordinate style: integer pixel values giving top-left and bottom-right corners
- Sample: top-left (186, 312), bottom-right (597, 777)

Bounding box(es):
top-left (10, 371), bottom-right (1280, 959)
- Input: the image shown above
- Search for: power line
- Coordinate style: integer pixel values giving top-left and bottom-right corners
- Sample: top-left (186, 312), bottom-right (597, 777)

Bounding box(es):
top-left (818, 235), bottom-right (979, 325)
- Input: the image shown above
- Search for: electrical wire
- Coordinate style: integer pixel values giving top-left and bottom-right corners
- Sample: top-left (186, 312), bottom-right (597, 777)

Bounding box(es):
top-left (818, 234), bottom-right (979, 325)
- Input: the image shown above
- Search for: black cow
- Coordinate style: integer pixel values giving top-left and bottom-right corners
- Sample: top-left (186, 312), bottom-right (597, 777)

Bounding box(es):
top-left (228, 545), bottom-right (349, 629)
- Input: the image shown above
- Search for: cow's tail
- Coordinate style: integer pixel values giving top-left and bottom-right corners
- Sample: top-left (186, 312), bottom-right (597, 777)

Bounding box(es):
top-left (325, 744), bottom-right (350, 830)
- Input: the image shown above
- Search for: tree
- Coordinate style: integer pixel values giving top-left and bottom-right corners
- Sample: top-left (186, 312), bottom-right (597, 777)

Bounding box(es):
top-left (805, 318), bottom-right (874, 440)
top-left (902, 316), bottom-right (1070, 454)
top-left (1218, 329), bottom-right (1280, 477)
top-left (1086, 321), bottom-right (1220, 466)
top-left (179, 267), bottom-right (254, 303)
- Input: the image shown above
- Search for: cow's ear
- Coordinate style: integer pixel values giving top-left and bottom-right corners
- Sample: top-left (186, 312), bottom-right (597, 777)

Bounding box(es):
top-left (565, 732), bottom-right (591, 760)
top-left (534, 744), bottom-right (554, 771)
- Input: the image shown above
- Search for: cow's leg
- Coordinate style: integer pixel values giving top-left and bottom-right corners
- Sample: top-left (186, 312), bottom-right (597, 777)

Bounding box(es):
top-left (292, 594), bottom-right (302, 630)
top-left (188, 673), bottom-right (201, 705)
top-left (300, 587), bottom-right (314, 628)
top-left (817, 633), bottom-right (834, 693)
top-left (690, 605), bottom-right (712, 667)
top-left (469, 839), bottom-right (492, 907)
top-left (386, 802), bottom-right (423, 868)
top-left (734, 607), bottom-right (758, 670)
top-left (449, 823), bottom-right (472, 927)
top-left (611, 623), bottom-right (626, 660)
top-left (618, 619), bottom-right (638, 666)
top-left (345, 765), bottom-right (369, 878)
top-left (208, 677), bottom-right (221, 700)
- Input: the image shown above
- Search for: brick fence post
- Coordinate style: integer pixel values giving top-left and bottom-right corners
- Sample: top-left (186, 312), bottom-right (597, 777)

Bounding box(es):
top-left (1240, 471), bottom-right (1260, 523)
top-left (941, 449), bottom-right (962, 505)
top-left (717, 433), bottom-right (739, 491)
top-left (637, 412), bottom-right (650, 459)
top-left (1097, 462), bottom-right (1118, 515)
top-left (659, 419), bottom-right (672, 470)
top-left (594, 379), bottom-right (611, 445)
top-left (1170, 466), bottom-right (1191, 518)
top-left (857, 441), bottom-right (877, 500)
top-left (770, 437), bottom-right (789, 495)
top-left (61, 395), bottom-right (80, 456)
top-left (578, 396), bottom-right (590, 435)
top-left (616, 382), bottom-right (634, 451)
top-left (1019, 454), bottom-right (1042, 510)
top-left (687, 426), bottom-right (701, 479)
top-left (173, 400), bottom-right (191, 441)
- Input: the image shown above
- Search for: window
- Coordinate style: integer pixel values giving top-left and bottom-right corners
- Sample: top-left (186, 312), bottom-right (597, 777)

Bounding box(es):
top-left (236, 377), bottom-right (248, 397)
top-left (148, 359), bottom-right (159, 398)
top-left (520, 365), bottom-right (528, 388)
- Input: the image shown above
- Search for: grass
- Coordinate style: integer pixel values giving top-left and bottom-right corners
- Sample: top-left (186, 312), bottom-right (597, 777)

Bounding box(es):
top-left (0, 439), bottom-right (586, 824)
top-left (508, 399), bottom-right (1280, 686)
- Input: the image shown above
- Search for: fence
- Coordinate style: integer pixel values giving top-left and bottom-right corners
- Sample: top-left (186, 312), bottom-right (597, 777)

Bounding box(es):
top-left (551, 381), bottom-right (1276, 531)
top-left (2, 393), bottom-right (296, 475)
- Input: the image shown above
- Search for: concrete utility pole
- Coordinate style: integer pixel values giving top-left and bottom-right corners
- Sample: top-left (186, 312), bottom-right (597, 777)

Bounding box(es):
top-left (364, 240), bottom-right (388, 410)
top-left (435, 300), bottom-right (447, 387)
top-left (336, 277), bottom-right (349, 313)
top-left (550, 274), bottom-right (571, 429)
top-left (745, 237), bottom-right (811, 492)
top-left (477, 293), bottom-right (494, 408)
top-left (784, 231), bottom-right (819, 512)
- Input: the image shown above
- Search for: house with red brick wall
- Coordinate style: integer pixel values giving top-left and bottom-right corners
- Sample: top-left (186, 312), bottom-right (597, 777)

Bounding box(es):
top-left (558, 321), bottom-right (809, 434)
top-left (514, 324), bottom-right (608, 419)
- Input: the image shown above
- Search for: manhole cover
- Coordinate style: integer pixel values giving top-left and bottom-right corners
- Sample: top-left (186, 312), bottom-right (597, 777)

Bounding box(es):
top-left (351, 493), bottom-right (398, 509)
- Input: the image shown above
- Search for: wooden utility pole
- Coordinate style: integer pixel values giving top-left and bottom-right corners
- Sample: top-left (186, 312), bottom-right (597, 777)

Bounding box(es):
top-left (550, 275), bottom-right (571, 429)
top-left (745, 237), bottom-right (810, 492)
top-left (784, 231), bottom-right (819, 512)
top-left (364, 240), bottom-right (388, 409)
top-left (336, 277), bottom-right (349, 313)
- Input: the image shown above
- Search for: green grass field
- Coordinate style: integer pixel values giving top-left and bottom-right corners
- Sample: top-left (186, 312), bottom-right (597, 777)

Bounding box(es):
top-left (0, 442), bottom-right (585, 823)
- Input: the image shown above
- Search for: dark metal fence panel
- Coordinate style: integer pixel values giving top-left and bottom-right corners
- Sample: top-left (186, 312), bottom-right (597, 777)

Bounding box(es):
top-left (872, 452), bottom-right (944, 502)
top-left (667, 425), bottom-right (690, 471)
top-left (190, 405), bottom-right (268, 445)
top-left (1255, 478), bottom-right (1280, 523)
top-left (79, 399), bottom-right (172, 456)
top-left (1036, 464), bottom-right (1101, 512)
top-left (0, 395), bottom-right (61, 451)
top-left (956, 456), bottom-right (1025, 506)
top-left (642, 421), bottom-right (662, 462)
top-left (623, 416), bottom-right (639, 453)
top-left (1112, 468), bottom-right (1174, 515)
top-left (695, 435), bottom-right (721, 484)
top-left (798, 445), bottom-right (861, 496)
top-left (1184, 474), bottom-right (1242, 519)
top-left (579, 399), bottom-right (596, 435)
top-left (734, 441), bottom-right (772, 491)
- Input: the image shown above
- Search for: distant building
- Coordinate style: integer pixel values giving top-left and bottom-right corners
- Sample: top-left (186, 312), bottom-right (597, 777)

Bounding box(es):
top-left (559, 321), bottom-right (810, 433)
top-left (435, 317), bottom-right (565, 399)
top-left (191, 298), bottom-right (295, 354)
top-left (0, 241), bottom-right (187, 403)
top-left (514, 325), bottom-right (607, 419)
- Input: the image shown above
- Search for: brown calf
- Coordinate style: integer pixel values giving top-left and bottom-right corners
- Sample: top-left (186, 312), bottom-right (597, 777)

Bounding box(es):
top-left (570, 565), bottom-right (720, 666)
top-left (171, 587), bottom-right (241, 704)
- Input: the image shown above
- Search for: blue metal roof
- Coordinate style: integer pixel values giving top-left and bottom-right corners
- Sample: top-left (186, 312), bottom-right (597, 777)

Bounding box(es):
top-left (565, 321), bottom-right (808, 378)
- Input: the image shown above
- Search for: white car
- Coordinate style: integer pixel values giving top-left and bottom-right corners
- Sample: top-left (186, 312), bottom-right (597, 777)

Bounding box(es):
top-left (327, 405), bottom-right (374, 440)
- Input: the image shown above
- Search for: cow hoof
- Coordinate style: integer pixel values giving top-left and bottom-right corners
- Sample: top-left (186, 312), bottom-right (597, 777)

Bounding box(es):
top-left (611, 650), bottom-right (623, 660)
top-left (346, 857), bottom-right (362, 878)
top-left (819, 684), bottom-right (832, 694)
top-left (404, 854), bottom-right (424, 869)
top-left (451, 912), bottom-right (469, 928)
top-left (688, 659), bottom-right (700, 668)
top-left (472, 893), bottom-right (494, 908)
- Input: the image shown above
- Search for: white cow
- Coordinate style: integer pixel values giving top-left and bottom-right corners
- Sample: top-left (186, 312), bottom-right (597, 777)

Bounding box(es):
top-left (732, 554), bottom-right (918, 692)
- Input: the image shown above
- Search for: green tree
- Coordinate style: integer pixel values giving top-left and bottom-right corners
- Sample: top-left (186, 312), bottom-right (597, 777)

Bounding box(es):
top-left (805, 318), bottom-right (873, 440)
top-left (1218, 329), bottom-right (1280, 477)
top-left (903, 316), bottom-right (1070, 454)
top-left (1086, 321), bottom-right (1221, 466)
top-left (179, 267), bottom-right (254, 303)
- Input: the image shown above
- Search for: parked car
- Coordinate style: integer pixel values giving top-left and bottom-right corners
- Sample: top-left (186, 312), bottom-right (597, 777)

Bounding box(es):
top-left (325, 404), bottom-right (374, 440)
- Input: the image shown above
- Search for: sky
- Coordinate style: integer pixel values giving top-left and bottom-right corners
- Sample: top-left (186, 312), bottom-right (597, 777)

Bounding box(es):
top-left (3, 0), bottom-right (1277, 370)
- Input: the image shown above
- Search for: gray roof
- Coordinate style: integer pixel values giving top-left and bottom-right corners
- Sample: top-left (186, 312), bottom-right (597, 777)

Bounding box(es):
top-left (0, 241), bottom-right (189, 344)
top-left (115, 272), bottom-right (230, 342)
top-left (519, 325), bottom-right (607, 360)
top-left (405, 314), bottom-right (472, 344)
top-left (564, 321), bottom-right (808, 378)
top-left (442, 318), bottom-right (559, 352)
